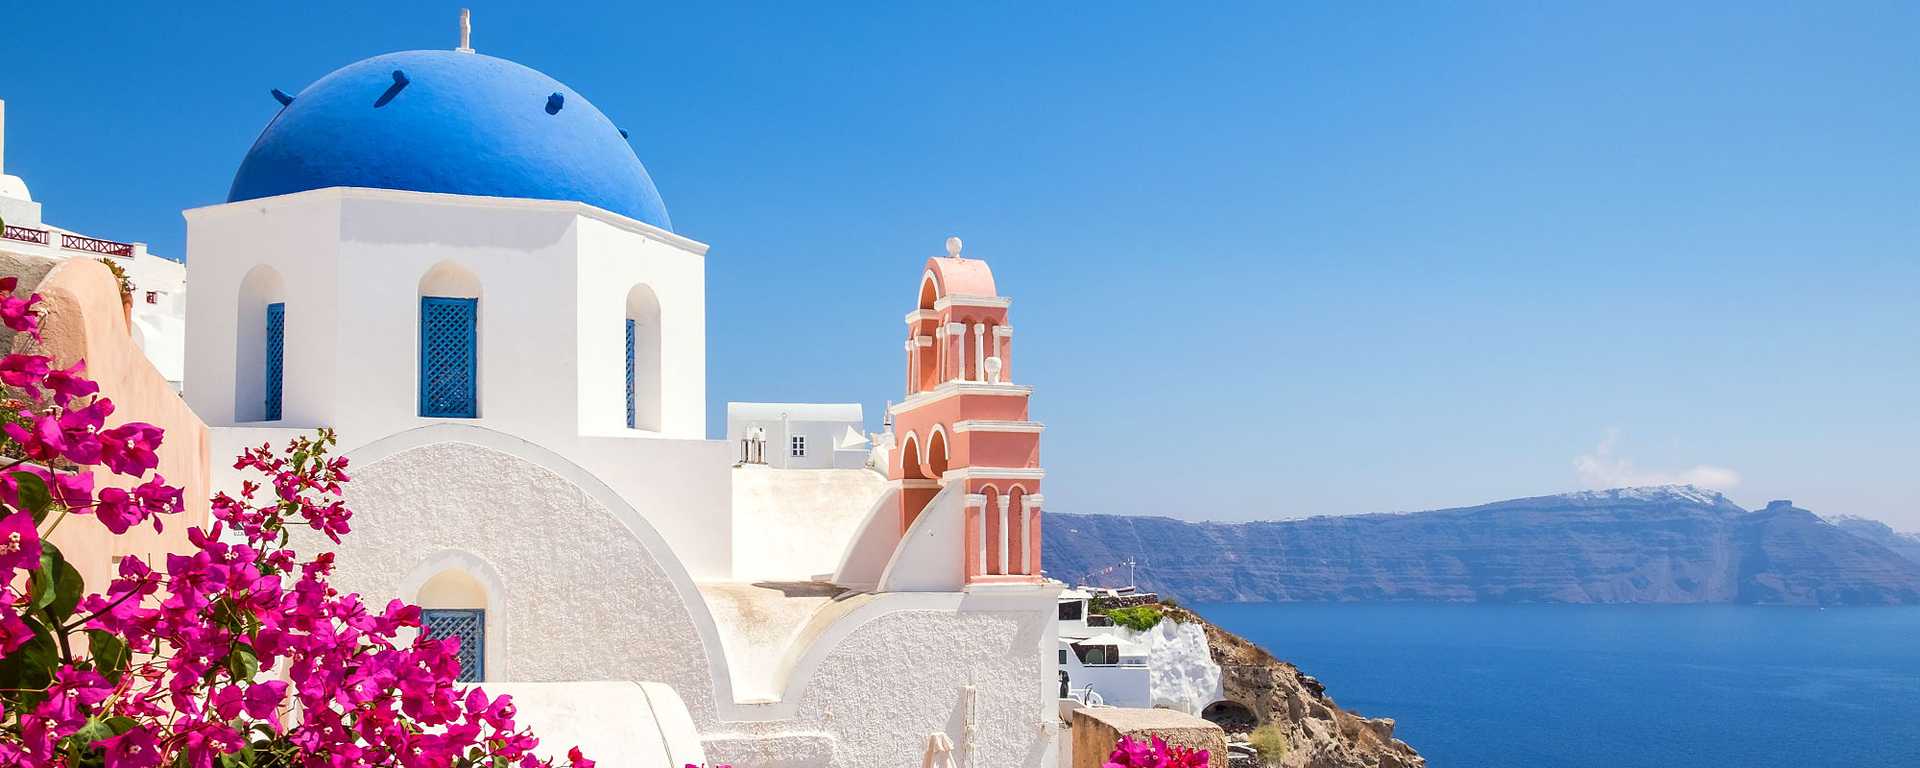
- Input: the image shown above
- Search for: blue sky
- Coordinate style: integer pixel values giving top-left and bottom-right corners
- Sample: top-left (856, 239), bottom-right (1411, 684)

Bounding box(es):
top-left (3, 3), bottom-right (1915, 527)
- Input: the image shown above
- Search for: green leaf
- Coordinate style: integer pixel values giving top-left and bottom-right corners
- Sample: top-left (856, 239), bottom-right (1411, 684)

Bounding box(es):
top-left (72, 717), bottom-right (115, 746)
top-left (29, 543), bottom-right (60, 611)
top-left (87, 630), bottom-right (130, 682)
top-left (105, 716), bottom-right (138, 736)
top-left (11, 471), bottom-right (51, 522)
top-left (0, 614), bottom-right (59, 693)
top-left (227, 642), bottom-right (260, 680)
top-left (33, 543), bottom-right (85, 622)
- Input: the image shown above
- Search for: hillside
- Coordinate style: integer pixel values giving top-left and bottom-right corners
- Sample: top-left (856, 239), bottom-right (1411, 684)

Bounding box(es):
top-left (1827, 515), bottom-right (1920, 565)
top-left (1046, 487), bottom-right (1920, 605)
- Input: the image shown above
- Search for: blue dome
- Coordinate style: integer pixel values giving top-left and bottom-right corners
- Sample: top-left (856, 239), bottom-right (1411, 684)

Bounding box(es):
top-left (228, 50), bottom-right (671, 230)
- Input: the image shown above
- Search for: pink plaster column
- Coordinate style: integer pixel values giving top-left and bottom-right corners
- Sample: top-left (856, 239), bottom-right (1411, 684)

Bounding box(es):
top-left (1006, 493), bottom-right (1024, 575)
top-left (946, 323), bottom-right (966, 382)
top-left (996, 494), bottom-right (1013, 574)
top-left (963, 494), bottom-right (986, 582)
top-left (995, 326), bottom-right (1013, 384)
top-left (903, 338), bottom-right (916, 394)
top-left (1025, 494), bottom-right (1044, 577)
top-left (972, 323), bottom-right (986, 382)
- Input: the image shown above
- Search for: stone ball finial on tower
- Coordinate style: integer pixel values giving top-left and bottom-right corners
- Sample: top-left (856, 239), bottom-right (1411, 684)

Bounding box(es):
top-left (945, 236), bottom-right (963, 258)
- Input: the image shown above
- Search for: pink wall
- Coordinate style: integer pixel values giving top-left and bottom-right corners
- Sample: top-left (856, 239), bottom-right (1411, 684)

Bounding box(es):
top-left (12, 258), bottom-right (211, 590)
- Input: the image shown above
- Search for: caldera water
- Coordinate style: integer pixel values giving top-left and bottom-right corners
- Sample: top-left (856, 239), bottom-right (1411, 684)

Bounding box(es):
top-left (1192, 603), bottom-right (1920, 767)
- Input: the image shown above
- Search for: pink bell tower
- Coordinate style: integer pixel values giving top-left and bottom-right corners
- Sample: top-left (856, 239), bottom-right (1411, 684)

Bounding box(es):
top-left (889, 237), bottom-right (1044, 585)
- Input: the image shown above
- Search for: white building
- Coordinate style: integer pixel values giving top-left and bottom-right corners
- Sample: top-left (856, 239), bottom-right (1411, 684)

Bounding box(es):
top-left (726, 402), bottom-right (871, 469)
top-left (183, 37), bottom-right (1060, 768)
top-left (1054, 590), bottom-right (1224, 718)
top-left (0, 99), bottom-right (187, 386)
top-left (1056, 589), bottom-right (1152, 708)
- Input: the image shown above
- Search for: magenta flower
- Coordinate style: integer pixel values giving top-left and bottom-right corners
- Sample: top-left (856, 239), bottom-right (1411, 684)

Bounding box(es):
top-left (0, 279), bottom-right (588, 768)
top-left (44, 359), bottom-right (100, 406)
top-left (0, 276), bottom-right (42, 340)
top-left (0, 511), bottom-right (41, 574)
top-left (96, 725), bottom-right (161, 768)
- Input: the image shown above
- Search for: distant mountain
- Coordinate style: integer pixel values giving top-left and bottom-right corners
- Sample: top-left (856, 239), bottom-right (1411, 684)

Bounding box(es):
top-left (1045, 486), bottom-right (1920, 605)
top-left (1827, 515), bottom-right (1920, 565)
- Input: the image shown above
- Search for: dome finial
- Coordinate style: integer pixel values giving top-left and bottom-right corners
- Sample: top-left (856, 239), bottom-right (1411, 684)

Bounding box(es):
top-left (456, 8), bottom-right (475, 53)
top-left (945, 236), bottom-right (963, 258)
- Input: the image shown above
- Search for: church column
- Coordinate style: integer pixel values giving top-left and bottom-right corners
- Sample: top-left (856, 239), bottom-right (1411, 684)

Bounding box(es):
top-left (973, 324), bottom-right (986, 383)
top-left (1024, 493), bottom-right (1044, 576)
top-left (963, 493), bottom-right (987, 582)
top-left (946, 323), bottom-right (966, 382)
top-left (994, 325), bottom-right (1013, 384)
top-left (995, 494), bottom-right (1011, 575)
top-left (904, 339), bottom-right (916, 394)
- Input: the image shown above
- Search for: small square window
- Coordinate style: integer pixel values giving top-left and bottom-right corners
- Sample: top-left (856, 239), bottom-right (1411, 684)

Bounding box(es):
top-left (145, 291), bottom-right (158, 304)
top-left (1058, 649), bottom-right (1069, 664)
top-left (790, 435), bottom-right (806, 457)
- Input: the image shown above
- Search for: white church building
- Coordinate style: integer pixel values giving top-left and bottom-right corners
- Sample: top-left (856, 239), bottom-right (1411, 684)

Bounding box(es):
top-left (178, 30), bottom-right (1061, 768)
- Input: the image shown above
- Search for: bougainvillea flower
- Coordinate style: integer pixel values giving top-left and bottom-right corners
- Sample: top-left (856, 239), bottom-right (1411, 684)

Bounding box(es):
top-left (0, 511), bottom-right (42, 574)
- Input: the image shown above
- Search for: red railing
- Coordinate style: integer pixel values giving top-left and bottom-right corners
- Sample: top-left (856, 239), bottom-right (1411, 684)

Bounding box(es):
top-left (60, 233), bottom-right (134, 258)
top-left (0, 227), bottom-right (134, 258)
top-left (2, 225), bottom-right (50, 246)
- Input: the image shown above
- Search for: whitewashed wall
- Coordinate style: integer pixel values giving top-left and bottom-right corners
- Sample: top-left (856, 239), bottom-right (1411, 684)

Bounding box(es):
top-left (294, 428), bottom-right (1059, 768)
top-left (184, 188), bottom-right (707, 439)
top-left (187, 188), bottom-right (733, 576)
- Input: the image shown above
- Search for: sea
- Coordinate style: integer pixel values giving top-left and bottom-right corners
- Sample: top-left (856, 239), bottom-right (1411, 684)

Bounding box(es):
top-left (1191, 603), bottom-right (1920, 768)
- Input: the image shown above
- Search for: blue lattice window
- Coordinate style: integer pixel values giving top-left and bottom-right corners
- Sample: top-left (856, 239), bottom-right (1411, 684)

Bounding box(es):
top-left (625, 318), bottom-right (636, 429)
top-left (264, 302), bottom-right (285, 421)
top-left (420, 608), bottom-right (485, 683)
top-left (419, 297), bottom-right (477, 418)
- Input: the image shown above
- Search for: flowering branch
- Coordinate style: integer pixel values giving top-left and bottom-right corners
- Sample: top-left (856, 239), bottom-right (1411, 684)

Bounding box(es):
top-left (0, 278), bottom-right (591, 768)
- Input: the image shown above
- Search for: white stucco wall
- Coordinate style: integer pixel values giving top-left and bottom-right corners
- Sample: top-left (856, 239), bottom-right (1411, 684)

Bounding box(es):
top-left (298, 428), bottom-right (1060, 768)
top-left (486, 681), bottom-right (706, 768)
top-left (879, 483), bottom-right (967, 592)
top-left (188, 188), bottom-right (734, 577)
top-left (730, 466), bottom-right (887, 581)
top-left (575, 215), bottom-right (705, 439)
top-left (184, 188), bottom-right (706, 440)
top-left (1138, 621), bottom-right (1224, 716)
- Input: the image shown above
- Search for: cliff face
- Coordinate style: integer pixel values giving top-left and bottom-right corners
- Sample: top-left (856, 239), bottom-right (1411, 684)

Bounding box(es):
top-left (1828, 515), bottom-right (1920, 565)
top-left (1174, 607), bottom-right (1423, 768)
top-left (1047, 487), bottom-right (1920, 605)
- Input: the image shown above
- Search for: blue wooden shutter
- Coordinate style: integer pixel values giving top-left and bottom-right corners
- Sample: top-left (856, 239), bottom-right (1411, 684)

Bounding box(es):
top-left (264, 302), bottom-right (285, 421)
top-left (625, 318), bottom-right (636, 428)
top-left (420, 608), bottom-right (485, 683)
top-left (419, 297), bottom-right (477, 417)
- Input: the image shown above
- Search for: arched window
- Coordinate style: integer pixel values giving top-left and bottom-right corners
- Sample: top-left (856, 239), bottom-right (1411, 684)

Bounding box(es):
top-left (625, 284), bottom-right (662, 431)
top-left (416, 569), bottom-right (488, 683)
top-left (235, 265), bottom-right (286, 422)
top-left (418, 262), bottom-right (481, 418)
top-left (925, 426), bottom-right (951, 480)
top-left (899, 432), bottom-right (924, 480)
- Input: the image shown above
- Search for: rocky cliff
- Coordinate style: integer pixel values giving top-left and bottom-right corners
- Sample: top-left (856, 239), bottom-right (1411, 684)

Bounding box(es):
top-left (1170, 606), bottom-right (1423, 768)
top-left (1047, 487), bottom-right (1920, 605)
top-left (1827, 515), bottom-right (1920, 565)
